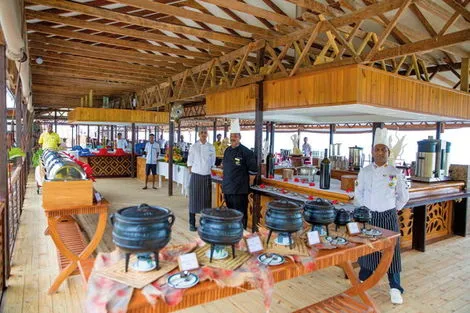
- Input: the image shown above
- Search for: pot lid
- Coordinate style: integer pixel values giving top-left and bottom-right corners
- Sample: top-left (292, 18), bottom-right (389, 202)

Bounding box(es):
top-left (305, 198), bottom-right (333, 209)
top-left (201, 207), bottom-right (243, 220)
top-left (118, 203), bottom-right (171, 218)
top-left (268, 200), bottom-right (302, 210)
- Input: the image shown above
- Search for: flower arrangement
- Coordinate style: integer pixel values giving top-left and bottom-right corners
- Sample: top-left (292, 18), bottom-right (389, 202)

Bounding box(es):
top-left (164, 146), bottom-right (183, 163)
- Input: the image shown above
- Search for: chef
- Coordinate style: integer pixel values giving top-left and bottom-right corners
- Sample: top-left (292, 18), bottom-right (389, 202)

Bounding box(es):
top-left (115, 132), bottom-right (128, 150)
top-left (222, 119), bottom-right (257, 229)
top-left (355, 127), bottom-right (409, 305)
top-left (187, 127), bottom-right (216, 231)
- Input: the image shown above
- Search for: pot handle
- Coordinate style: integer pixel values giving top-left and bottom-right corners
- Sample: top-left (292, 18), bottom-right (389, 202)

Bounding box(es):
top-left (167, 213), bottom-right (175, 227)
top-left (137, 203), bottom-right (151, 211)
top-left (109, 213), bottom-right (115, 226)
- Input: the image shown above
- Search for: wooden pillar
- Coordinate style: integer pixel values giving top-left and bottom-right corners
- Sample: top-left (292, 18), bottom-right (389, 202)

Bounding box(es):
top-left (15, 84), bottom-right (22, 148)
top-left (124, 126), bottom-right (128, 140)
top-left (329, 124), bottom-right (335, 145)
top-left (436, 122), bottom-right (442, 140)
top-left (0, 45), bottom-right (11, 281)
top-left (213, 119), bottom-right (217, 143)
top-left (110, 125), bottom-right (114, 142)
top-left (97, 126), bottom-right (101, 144)
top-left (168, 117), bottom-right (175, 196)
top-left (154, 126), bottom-right (157, 136)
top-left (269, 122), bottom-right (275, 154)
top-left (177, 122), bottom-right (181, 142)
top-left (461, 57), bottom-right (469, 93)
top-left (195, 125), bottom-right (199, 143)
top-left (71, 125), bottom-right (74, 147)
top-left (130, 123), bottom-right (136, 177)
top-left (87, 125), bottom-right (90, 140)
top-left (76, 125), bottom-right (80, 146)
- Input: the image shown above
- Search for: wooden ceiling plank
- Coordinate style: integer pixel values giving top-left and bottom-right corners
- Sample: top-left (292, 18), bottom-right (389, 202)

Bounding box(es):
top-left (417, 0), bottom-right (470, 30)
top-left (33, 76), bottom-right (140, 89)
top-left (198, 0), bottom-right (304, 27)
top-left (364, 0), bottom-right (412, 61)
top-left (28, 33), bottom-right (200, 67)
top-left (102, 0), bottom-right (277, 38)
top-left (29, 39), bottom-right (185, 72)
top-left (26, 0), bottom-right (250, 46)
top-left (441, 0), bottom-right (470, 22)
top-left (371, 29), bottom-right (470, 61)
top-left (29, 48), bottom-right (173, 75)
top-left (25, 10), bottom-right (230, 54)
top-left (27, 23), bottom-right (210, 60)
top-left (438, 0), bottom-right (470, 36)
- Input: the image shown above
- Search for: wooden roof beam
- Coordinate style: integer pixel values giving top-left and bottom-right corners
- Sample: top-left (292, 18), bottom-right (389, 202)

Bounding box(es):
top-left (25, 10), bottom-right (230, 55)
top-left (26, 0), bottom-right (250, 46)
top-left (371, 29), bottom-right (470, 61)
top-left (27, 23), bottom-right (211, 60)
top-left (199, 0), bottom-right (304, 28)
top-left (286, 0), bottom-right (344, 17)
top-left (102, 0), bottom-right (278, 38)
top-left (417, 0), bottom-right (470, 30)
top-left (441, 0), bottom-right (470, 22)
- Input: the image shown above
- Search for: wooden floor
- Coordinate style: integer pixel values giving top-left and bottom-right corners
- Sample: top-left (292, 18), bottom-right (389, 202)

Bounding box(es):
top-left (2, 176), bottom-right (470, 313)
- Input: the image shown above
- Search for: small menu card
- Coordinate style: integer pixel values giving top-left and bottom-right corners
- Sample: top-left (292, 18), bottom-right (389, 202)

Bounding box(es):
top-left (177, 252), bottom-right (199, 271)
top-left (246, 235), bottom-right (264, 254)
top-left (347, 222), bottom-right (361, 235)
top-left (307, 231), bottom-right (320, 246)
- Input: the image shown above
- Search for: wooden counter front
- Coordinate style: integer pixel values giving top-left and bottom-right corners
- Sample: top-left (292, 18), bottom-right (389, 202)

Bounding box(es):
top-left (79, 155), bottom-right (135, 177)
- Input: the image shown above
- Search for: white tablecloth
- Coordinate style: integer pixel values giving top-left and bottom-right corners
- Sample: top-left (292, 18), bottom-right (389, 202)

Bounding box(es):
top-left (157, 162), bottom-right (190, 196)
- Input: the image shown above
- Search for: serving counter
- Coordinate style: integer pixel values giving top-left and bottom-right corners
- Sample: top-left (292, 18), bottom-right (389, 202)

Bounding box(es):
top-left (212, 168), bottom-right (469, 251)
top-left (79, 155), bottom-right (135, 177)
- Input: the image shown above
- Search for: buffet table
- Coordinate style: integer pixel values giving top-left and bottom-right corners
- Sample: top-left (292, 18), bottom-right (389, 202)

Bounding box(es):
top-left (212, 169), bottom-right (469, 251)
top-left (81, 228), bottom-right (399, 313)
top-left (79, 155), bottom-right (135, 177)
top-left (136, 157), bottom-right (190, 195)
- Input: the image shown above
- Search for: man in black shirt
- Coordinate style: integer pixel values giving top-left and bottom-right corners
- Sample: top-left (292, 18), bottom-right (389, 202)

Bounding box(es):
top-left (222, 120), bottom-right (257, 229)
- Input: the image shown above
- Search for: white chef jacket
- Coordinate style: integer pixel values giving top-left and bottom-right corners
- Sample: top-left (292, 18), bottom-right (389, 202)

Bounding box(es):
top-left (187, 140), bottom-right (216, 175)
top-left (144, 142), bottom-right (160, 164)
top-left (116, 138), bottom-right (128, 149)
top-left (354, 163), bottom-right (409, 212)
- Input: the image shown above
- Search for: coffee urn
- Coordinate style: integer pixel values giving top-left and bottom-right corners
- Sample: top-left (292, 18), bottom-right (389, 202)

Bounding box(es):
top-left (412, 136), bottom-right (451, 182)
top-left (348, 146), bottom-right (364, 171)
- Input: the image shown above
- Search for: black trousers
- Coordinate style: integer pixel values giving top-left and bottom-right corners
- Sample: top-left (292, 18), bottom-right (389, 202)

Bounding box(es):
top-left (224, 194), bottom-right (248, 229)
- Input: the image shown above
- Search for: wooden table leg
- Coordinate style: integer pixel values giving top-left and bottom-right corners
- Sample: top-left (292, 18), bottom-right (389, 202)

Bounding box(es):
top-left (47, 212), bottom-right (108, 294)
top-left (340, 237), bottom-right (397, 313)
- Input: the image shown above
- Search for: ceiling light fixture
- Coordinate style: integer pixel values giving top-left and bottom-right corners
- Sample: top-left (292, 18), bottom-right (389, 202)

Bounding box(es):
top-left (35, 57), bottom-right (43, 65)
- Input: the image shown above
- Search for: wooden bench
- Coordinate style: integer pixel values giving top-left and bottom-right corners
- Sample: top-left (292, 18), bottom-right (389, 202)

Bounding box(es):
top-left (294, 293), bottom-right (376, 313)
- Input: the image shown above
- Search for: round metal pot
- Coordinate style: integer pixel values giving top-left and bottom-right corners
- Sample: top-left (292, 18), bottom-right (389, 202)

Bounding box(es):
top-left (353, 206), bottom-right (371, 224)
top-left (334, 208), bottom-right (351, 226)
top-left (303, 198), bottom-right (336, 225)
top-left (198, 207), bottom-right (243, 246)
top-left (265, 200), bottom-right (304, 233)
top-left (47, 160), bottom-right (87, 180)
top-left (110, 203), bottom-right (175, 253)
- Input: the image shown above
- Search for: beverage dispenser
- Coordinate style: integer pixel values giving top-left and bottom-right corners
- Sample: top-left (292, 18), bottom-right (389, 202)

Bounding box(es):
top-left (348, 146), bottom-right (364, 171)
top-left (412, 136), bottom-right (451, 182)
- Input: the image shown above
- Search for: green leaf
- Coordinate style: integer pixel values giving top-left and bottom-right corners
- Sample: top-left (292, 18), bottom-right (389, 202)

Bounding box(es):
top-left (8, 147), bottom-right (26, 160)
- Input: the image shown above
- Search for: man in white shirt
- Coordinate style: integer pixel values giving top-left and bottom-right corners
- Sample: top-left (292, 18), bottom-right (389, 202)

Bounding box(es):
top-left (143, 134), bottom-right (160, 190)
top-left (115, 133), bottom-right (128, 150)
top-left (302, 137), bottom-right (312, 156)
top-left (355, 127), bottom-right (409, 305)
top-left (187, 127), bottom-right (216, 231)
top-left (177, 135), bottom-right (188, 152)
top-left (157, 135), bottom-right (166, 154)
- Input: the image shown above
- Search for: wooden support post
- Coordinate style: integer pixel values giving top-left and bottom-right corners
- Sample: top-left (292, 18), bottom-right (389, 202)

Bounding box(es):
top-left (269, 122), bottom-right (275, 154)
top-left (224, 119), bottom-right (229, 138)
top-left (54, 110), bottom-right (58, 132)
top-left (130, 123), bottom-right (136, 178)
top-left (124, 126), bottom-right (127, 140)
top-left (87, 125), bottom-right (90, 141)
top-left (213, 119), bottom-right (217, 143)
top-left (110, 125), bottom-right (114, 142)
top-left (0, 45), bottom-right (11, 281)
top-left (97, 126), bottom-right (101, 145)
top-left (436, 122), bottom-right (442, 140)
top-left (195, 125), bottom-right (199, 143)
top-left (15, 84), bottom-right (22, 149)
top-left (71, 125), bottom-right (74, 147)
top-left (89, 89), bottom-right (94, 108)
top-left (461, 57), bottom-right (469, 92)
top-left (168, 116), bottom-right (175, 197)
top-left (329, 124), bottom-right (335, 145)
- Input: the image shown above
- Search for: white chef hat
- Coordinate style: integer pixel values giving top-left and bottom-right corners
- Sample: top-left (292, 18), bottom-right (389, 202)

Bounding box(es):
top-left (373, 127), bottom-right (390, 149)
top-left (230, 118), bottom-right (241, 134)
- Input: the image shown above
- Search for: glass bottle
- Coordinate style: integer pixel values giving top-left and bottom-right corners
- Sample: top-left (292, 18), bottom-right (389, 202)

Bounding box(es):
top-left (320, 148), bottom-right (331, 189)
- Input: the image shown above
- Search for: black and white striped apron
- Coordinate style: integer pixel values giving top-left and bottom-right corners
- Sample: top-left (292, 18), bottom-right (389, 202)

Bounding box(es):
top-left (358, 208), bottom-right (402, 274)
top-left (188, 173), bottom-right (212, 214)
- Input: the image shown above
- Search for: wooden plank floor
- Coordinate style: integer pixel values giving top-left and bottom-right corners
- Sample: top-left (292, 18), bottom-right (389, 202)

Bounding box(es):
top-left (2, 176), bottom-right (470, 313)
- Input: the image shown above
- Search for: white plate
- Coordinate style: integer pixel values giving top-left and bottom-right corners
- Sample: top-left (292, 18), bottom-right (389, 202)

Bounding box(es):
top-left (257, 253), bottom-right (285, 266)
top-left (361, 228), bottom-right (383, 237)
top-left (130, 260), bottom-right (157, 272)
top-left (325, 236), bottom-right (348, 246)
top-left (168, 272), bottom-right (199, 289)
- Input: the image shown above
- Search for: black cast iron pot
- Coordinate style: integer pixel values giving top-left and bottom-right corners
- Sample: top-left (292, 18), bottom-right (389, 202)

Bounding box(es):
top-left (198, 207), bottom-right (244, 246)
top-left (265, 200), bottom-right (304, 233)
top-left (303, 198), bottom-right (336, 226)
top-left (353, 206), bottom-right (371, 228)
top-left (334, 208), bottom-right (351, 230)
top-left (110, 203), bottom-right (175, 253)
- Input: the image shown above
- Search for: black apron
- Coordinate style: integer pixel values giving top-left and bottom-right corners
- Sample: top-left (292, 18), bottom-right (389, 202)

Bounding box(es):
top-left (358, 209), bottom-right (402, 274)
top-left (188, 173), bottom-right (212, 214)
